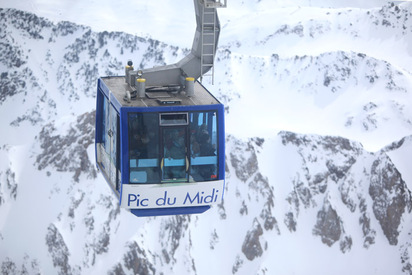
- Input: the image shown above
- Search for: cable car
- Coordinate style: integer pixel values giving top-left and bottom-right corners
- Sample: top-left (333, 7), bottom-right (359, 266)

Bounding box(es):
top-left (95, 0), bottom-right (227, 217)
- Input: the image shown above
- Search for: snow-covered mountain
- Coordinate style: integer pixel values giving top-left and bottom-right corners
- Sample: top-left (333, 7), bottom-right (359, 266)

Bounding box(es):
top-left (1, 1), bottom-right (412, 274)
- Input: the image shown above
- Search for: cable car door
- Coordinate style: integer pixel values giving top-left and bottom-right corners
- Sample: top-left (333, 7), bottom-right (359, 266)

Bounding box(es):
top-left (97, 94), bottom-right (120, 191)
top-left (161, 126), bottom-right (189, 182)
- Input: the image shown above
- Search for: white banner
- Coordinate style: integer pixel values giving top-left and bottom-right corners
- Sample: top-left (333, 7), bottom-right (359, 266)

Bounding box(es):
top-left (120, 180), bottom-right (224, 209)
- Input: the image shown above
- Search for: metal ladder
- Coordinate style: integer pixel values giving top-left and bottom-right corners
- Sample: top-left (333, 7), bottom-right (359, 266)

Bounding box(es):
top-left (200, 0), bottom-right (226, 84)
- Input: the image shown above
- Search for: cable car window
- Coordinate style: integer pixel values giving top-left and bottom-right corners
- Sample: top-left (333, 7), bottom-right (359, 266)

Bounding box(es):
top-left (160, 113), bottom-right (188, 126)
top-left (162, 127), bottom-right (188, 181)
top-left (128, 113), bottom-right (160, 183)
top-left (102, 95), bottom-right (108, 153)
top-left (189, 111), bottom-right (218, 181)
top-left (110, 105), bottom-right (118, 166)
top-left (97, 94), bottom-right (120, 191)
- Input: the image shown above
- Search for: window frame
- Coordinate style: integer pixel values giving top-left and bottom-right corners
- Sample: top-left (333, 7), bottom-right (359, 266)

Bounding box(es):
top-left (127, 110), bottom-right (221, 184)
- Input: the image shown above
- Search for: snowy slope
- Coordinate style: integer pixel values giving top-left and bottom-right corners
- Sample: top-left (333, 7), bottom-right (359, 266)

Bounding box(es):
top-left (0, 0), bottom-right (395, 47)
top-left (1, 1), bottom-right (412, 274)
top-left (214, 3), bottom-right (412, 151)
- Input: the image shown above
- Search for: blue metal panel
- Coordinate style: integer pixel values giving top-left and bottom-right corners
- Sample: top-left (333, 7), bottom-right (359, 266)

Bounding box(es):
top-left (95, 85), bottom-right (104, 152)
top-left (119, 106), bottom-right (128, 205)
top-left (217, 103), bottom-right (225, 182)
top-left (164, 158), bottom-right (186, 166)
top-left (98, 78), bottom-right (110, 98)
top-left (130, 159), bottom-right (158, 168)
top-left (130, 171), bottom-right (147, 183)
top-left (97, 78), bottom-right (122, 113)
top-left (130, 205), bottom-right (210, 217)
top-left (191, 156), bottom-right (217, 165)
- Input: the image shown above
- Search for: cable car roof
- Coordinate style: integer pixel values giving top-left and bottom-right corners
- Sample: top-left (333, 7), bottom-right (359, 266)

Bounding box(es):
top-left (101, 76), bottom-right (221, 108)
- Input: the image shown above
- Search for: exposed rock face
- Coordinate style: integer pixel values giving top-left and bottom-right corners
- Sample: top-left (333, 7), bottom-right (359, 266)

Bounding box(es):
top-left (45, 224), bottom-right (71, 275)
top-left (0, 169), bottom-right (18, 206)
top-left (36, 111), bottom-right (97, 182)
top-left (359, 197), bottom-right (376, 248)
top-left (227, 136), bottom-right (279, 262)
top-left (0, 256), bottom-right (40, 275)
top-left (159, 215), bottom-right (191, 265)
top-left (276, 132), bottom-right (412, 252)
top-left (280, 131), bottom-right (365, 248)
top-left (122, 242), bottom-right (156, 275)
top-left (242, 218), bottom-right (264, 261)
top-left (369, 155), bottom-right (412, 245)
top-left (226, 131), bottom-right (411, 262)
top-left (313, 198), bottom-right (342, 246)
top-left (229, 136), bottom-right (259, 182)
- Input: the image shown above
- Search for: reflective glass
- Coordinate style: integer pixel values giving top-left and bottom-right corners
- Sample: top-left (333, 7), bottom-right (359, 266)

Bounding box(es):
top-left (189, 111), bottom-right (218, 181)
top-left (128, 113), bottom-right (160, 183)
top-left (162, 127), bottom-right (187, 181)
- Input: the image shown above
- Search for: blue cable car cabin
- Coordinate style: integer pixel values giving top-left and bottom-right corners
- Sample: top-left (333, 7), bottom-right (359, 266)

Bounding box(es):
top-left (95, 76), bottom-right (225, 216)
top-left (95, 0), bottom-right (227, 217)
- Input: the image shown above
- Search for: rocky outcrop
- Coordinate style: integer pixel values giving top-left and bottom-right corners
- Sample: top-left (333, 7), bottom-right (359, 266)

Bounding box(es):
top-left (0, 169), bottom-right (18, 206)
top-left (122, 242), bottom-right (156, 275)
top-left (45, 224), bottom-right (72, 275)
top-left (36, 111), bottom-right (96, 182)
top-left (0, 256), bottom-right (40, 275)
top-left (369, 155), bottom-right (412, 245)
top-left (242, 218), bottom-right (264, 261)
top-left (229, 136), bottom-right (259, 182)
